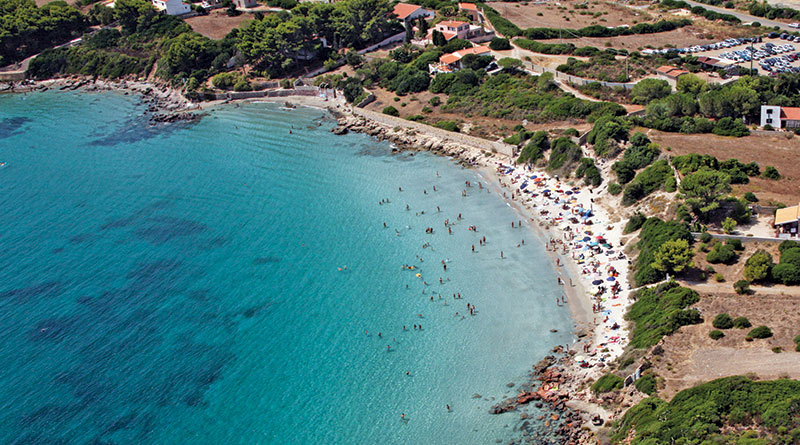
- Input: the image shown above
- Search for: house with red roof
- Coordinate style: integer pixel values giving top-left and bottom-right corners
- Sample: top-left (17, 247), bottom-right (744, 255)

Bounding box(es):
top-left (655, 65), bottom-right (689, 80)
top-left (458, 2), bottom-right (481, 21)
top-left (428, 45), bottom-right (492, 74)
top-left (761, 105), bottom-right (800, 129)
top-left (392, 3), bottom-right (434, 24)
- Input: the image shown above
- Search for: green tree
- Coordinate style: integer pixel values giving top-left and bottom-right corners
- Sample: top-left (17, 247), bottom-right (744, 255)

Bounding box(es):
top-left (161, 32), bottom-right (216, 76)
top-left (497, 57), bottom-right (522, 70)
top-left (652, 239), bottom-right (693, 275)
top-left (416, 16), bottom-right (428, 38)
top-left (744, 249), bottom-right (773, 282)
top-left (721, 217), bottom-right (737, 234)
top-left (676, 73), bottom-right (706, 95)
top-left (114, 0), bottom-right (157, 34)
top-left (432, 29), bottom-right (446, 46)
top-left (632, 78), bottom-right (671, 105)
top-left (679, 169), bottom-right (731, 214)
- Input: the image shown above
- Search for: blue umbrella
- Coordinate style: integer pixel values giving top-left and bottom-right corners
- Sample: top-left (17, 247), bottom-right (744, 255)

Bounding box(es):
top-left (582, 236), bottom-right (591, 242)
top-left (592, 279), bottom-right (603, 285)
top-left (607, 277), bottom-right (616, 282)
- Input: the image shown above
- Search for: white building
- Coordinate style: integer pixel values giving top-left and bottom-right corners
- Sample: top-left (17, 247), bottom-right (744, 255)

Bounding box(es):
top-left (233, 0), bottom-right (257, 8)
top-left (761, 105), bottom-right (800, 129)
top-left (152, 0), bottom-right (190, 15)
top-left (393, 3), bottom-right (434, 24)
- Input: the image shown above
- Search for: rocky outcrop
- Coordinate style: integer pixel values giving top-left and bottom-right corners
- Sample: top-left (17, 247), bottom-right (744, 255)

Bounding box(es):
top-left (332, 114), bottom-right (489, 166)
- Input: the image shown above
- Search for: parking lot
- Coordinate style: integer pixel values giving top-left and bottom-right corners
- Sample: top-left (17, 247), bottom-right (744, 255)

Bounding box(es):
top-left (643, 34), bottom-right (800, 75)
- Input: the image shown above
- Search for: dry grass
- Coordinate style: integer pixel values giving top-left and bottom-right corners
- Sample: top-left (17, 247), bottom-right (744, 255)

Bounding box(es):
top-left (651, 287), bottom-right (800, 398)
top-left (363, 87), bottom-right (591, 140)
top-left (644, 129), bottom-right (800, 206)
top-left (494, 0), bottom-right (651, 30)
top-left (185, 10), bottom-right (253, 40)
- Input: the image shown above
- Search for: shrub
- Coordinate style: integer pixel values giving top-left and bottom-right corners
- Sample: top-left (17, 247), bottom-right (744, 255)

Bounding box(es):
top-left (733, 316), bottom-right (751, 328)
top-left (489, 37), bottom-right (511, 51)
top-left (780, 247), bottom-right (800, 269)
top-left (779, 240), bottom-right (800, 254)
top-left (699, 232), bottom-right (712, 243)
top-left (714, 273), bottom-right (724, 282)
top-left (517, 131), bottom-right (549, 164)
top-left (721, 217), bottom-right (737, 234)
top-left (762, 166), bottom-right (781, 180)
top-left (634, 374), bottom-right (657, 395)
top-left (608, 182), bottom-right (622, 195)
top-left (233, 79), bottom-right (251, 91)
top-left (434, 120), bottom-right (460, 132)
top-left (726, 239), bottom-right (743, 251)
top-left (707, 243), bottom-right (736, 264)
top-left (610, 376), bottom-right (800, 443)
top-left (382, 106), bottom-right (399, 117)
top-left (627, 283), bottom-right (701, 348)
top-left (624, 212), bottom-right (646, 234)
top-left (712, 117), bottom-right (750, 137)
top-left (211, 72), bottom-right (239, 90)
top-left (744, 250), bottom-right (773, 282)
top-left (622, 160), bottom-right (673, 206)
top-left (429, 96), bottom-right (441, 107)
top-left (592, 373), bottom-right (624, 394)
top-left (772, 263), bottom-right (800, 285)
top-left (709, 330), bottom-right (725, 340)
top-left (734, 279), bottom-right (750, 294)
top-left (744, 192), bottom-right (758, 202)
top-left (748, 326), bottom-right (773, 339)
top-left (712, 313), bottom-right (733, 329)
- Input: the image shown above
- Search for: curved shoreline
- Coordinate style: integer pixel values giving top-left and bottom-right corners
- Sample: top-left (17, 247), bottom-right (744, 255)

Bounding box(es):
top-left (4, 78), bottom-right (626, 441)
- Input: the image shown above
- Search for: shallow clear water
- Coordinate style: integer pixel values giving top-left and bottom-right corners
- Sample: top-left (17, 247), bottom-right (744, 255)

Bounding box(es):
top-left (0, 91), bottom-right (573, 444)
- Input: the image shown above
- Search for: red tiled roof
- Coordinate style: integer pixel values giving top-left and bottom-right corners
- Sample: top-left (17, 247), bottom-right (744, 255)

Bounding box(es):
top-left (393, 3), bottom-right (421, 19)
top-left (459, 2), bottom-right (478, 10)
top-left (656, 65), bottom-right (679, 74)
top-left (437, 20), bottom-right (468, 28)
top-left (781, 107), bottom-right (800, 120)
top-left (457, 45), bottom-right (490, 56)
top-left (442, 31), bottom-right (457, 40)
top-left (440, 54), bottom-right (460, 64)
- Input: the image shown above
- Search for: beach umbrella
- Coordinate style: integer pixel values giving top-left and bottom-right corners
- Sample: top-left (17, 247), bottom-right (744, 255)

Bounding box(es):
top-left (607, 277), bottom-right (616, 282)
top-left (565, 191), bottom-right (573, 195)
top-left (582, 236), bottom-right (591, 242)
top-left (592, 279), bottom-right (603, 285)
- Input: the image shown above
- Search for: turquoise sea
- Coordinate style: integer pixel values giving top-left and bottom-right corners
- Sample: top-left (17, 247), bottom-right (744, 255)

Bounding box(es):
top-left (0, 91), bottom-right (573, 444)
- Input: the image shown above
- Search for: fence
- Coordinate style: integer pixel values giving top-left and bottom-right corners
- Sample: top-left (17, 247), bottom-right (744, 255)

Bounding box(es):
top-left (357, 32), bottom-right (406, 55)
top-left (213, 87), bottom-right (323, 100)
top-left (522, 60), bottom-right (637, 90)
top-left (350, 107), bottom-right (516, 157)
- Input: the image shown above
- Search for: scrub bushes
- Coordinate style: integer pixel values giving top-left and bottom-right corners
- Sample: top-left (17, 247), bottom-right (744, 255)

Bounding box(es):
top-left (592, 373), bottom-right (624, 394)
top-left (709, 330), bottom-right (724, 340)
top-left (627, 282), bottom-right (701, 348)
top-left (622, 160), bottom-right (673, 206)
top-left (611, 376), bottom-right (800, 444)
top-left (733, 316), bottom-right (751, 329)
top-left (748, 326), bottom-right (773, 339)
top-left (634, 374), bottom-right (657, 395)
top-left (712, 313), bottom-right (733, 329)
top-left (633, 218), bottom-right (692, 286)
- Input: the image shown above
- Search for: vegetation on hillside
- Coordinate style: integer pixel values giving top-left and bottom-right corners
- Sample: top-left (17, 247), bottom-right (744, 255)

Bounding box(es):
top-left (611, 376), bottom-right (800, 444)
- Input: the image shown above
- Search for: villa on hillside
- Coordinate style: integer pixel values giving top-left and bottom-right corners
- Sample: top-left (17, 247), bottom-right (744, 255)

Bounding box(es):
top-left (392, 3), bottom-right (434, 24)
top-left (417, 20), bottom-right (493, 45)
top-left (458, 2), bottom-right (482, 22)
top-left (152, 0), bottom-right (190, 15)
top-left (760, 105), bottom-right (800, 129)
top-left (428, 45), bottom-right (491, 74)
top-left (775, 203), bottom-right (800, 238)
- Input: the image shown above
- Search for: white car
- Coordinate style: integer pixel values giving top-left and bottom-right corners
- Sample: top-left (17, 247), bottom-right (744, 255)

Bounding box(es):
top-left (789, 23), bottom-right (800, 29)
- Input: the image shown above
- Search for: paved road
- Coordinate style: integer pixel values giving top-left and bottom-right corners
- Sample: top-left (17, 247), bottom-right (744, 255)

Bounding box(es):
top-left (682, 0), bottom-right (796, 31)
